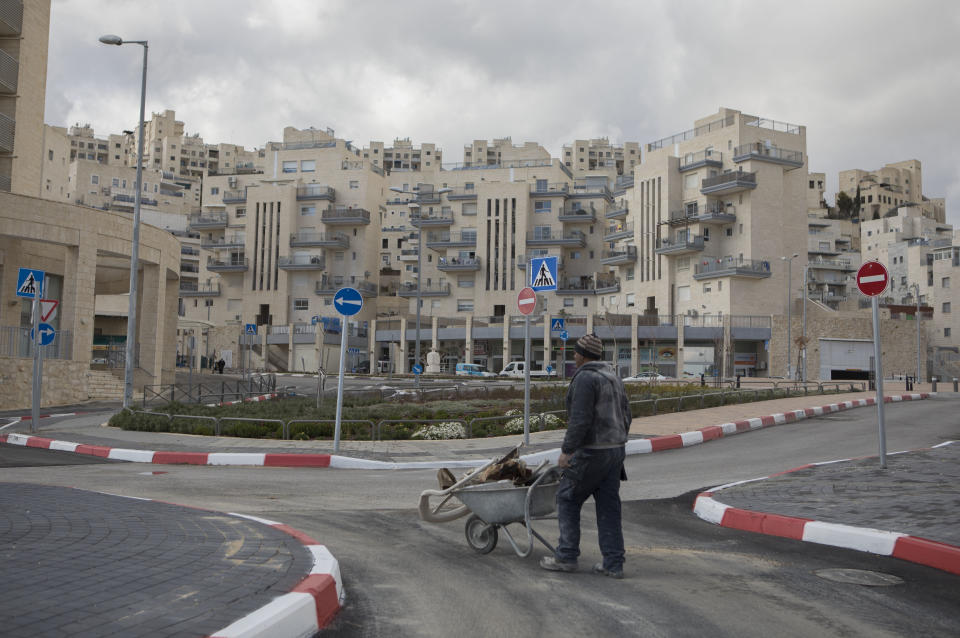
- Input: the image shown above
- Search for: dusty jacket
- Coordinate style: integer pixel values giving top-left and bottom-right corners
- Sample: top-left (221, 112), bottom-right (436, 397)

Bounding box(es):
top-left (561, 361), bottom-right (631, 455)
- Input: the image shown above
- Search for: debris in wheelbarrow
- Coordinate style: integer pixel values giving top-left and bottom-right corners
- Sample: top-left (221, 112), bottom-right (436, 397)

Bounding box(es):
top-left (436, 445), bottom-right (547, 489)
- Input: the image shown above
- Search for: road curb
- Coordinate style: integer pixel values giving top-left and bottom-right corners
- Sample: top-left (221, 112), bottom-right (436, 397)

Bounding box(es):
top-left (692, 440), bottom-right (960, 576)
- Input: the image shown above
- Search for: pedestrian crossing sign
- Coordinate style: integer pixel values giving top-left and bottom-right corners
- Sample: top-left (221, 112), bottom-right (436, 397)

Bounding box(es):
top-left (16, 268), bottom-right (44, 298)
top-left (530, 256), bottom-right (558, 292)
top-left (551, 318), bottom-right (565, 332)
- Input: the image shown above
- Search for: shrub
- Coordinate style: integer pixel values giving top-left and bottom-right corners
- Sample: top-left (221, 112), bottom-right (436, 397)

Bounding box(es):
top-left (411, 422), bottom-right (466, 440)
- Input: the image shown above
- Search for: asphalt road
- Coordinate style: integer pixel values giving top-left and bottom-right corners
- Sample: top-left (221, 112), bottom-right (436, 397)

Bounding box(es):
top-left (0, 399), bottom-right (957, 636)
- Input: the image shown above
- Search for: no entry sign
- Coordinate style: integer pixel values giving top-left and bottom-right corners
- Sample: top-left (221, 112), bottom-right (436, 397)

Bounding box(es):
top-left (856, 261), bottom-right (889, 297)
top-left (517, 287), bottom-right (536, 315)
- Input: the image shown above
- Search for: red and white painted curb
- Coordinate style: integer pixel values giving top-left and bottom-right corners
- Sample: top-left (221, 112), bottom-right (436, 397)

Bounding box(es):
top-left (692, 440), bottom-right (960, 576)
top-left (0, 393), bottom-right (932, 470)
top-left (0, 412), bottom-right (85, 430)
top-left (94, 490), bottom-right (344, 636)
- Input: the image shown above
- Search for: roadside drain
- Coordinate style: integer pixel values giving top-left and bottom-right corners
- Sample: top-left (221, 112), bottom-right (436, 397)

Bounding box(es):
top-left (814, 568), bottom-right (904, 586)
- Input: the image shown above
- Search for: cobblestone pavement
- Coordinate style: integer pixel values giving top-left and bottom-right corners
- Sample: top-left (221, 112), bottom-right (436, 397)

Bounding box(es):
top-left (714, 443), bottom-right (960, 546)
top-left (0, 483), bottom-right (312, 638)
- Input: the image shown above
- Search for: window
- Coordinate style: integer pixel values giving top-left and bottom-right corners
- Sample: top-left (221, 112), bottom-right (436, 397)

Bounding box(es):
top-left (942, 277), bottom-right (950, 288)
top-left (718, 281), bottom-right (722, 291)
top-left (335, 252), bottom-right (344, 262)
top-left (626, 293), bottom-right (635, 307)
top-left (678, 285), bottom-right (691, 302)
top-left (282, 160), bottom-right (297, 173)
top-left (112, 177), bottom-right (119, 187)
top-left (300, 205), bottom-right (315, 216)
top-left (301, 159), bottom-right (315, 172)
top-left (703, 283), bottom-right (712, 293)
top-left (942, 302), bottom-right (951, 314)
top-left (457, 276), bottom-right (474, 288)
top-left (946, 328), bottom-right (952, 338)
top-left (91, 175), bottom-right (99, 185)
top-left (677, 257), bottom-right (690, 271)
top-left (564, 298), bottom-right (574, 307)
top-left (48, 149), bottom-right (53, 161)
top-left (534, 201), bottom-right (551, 213)
top-left (457, 299), bottom-right (474, 312)
top-left (683, 174), bottom-right (698, 189)
top-left (725, 228), bottom-right (733, 236)
top-left (294, 298), bottom-right (308, 311)
top-left (350, 181), bottom-right (359, 189)
top-left (211, 186), bottom-right (219, 195)
top-left (236, 207), bottom-right (246, 218)
top-left (626, 268), bottom-right (634, 281)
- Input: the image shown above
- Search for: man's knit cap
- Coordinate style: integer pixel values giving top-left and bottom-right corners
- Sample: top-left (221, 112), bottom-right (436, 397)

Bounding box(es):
top-left (575, 333), bottom-right (603, 360)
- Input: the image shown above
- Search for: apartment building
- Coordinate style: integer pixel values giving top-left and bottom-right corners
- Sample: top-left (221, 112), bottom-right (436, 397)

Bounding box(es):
top-left (363, 136), bottom-right (441, 173)
top-left (839, 160), bottom-right (945, 223)
top-left (806, 215), bottom-right (860, 308)
top-left (561, 138), bottom-right (641, 177)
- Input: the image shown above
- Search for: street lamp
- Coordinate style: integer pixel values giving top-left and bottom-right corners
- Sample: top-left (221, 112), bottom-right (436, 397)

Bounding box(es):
top-left (389, 185), bottom-right (452, 387)
top-left (100, 34), bottom-right (148, 409)
top-left (801, 263), bottom-right (809, 382)
top-left (781, 253), bottom-right (799, 380)
top-left (911, 283), bottom-right (922, 383)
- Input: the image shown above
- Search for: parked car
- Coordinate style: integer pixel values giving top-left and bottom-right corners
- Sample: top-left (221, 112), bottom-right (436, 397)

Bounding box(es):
top-left (353, 360), bottom-right (370, 373)
top-left (455, 362), bottom-right (497, 378)
top-left (623, 371), bottom-right (668, 382)
top-left (499, 361), bottom-right (556, 378)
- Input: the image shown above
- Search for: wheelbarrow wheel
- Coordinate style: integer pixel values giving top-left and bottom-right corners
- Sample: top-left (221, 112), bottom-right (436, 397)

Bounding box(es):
top-left (464, 514), bottom-right (498, 554)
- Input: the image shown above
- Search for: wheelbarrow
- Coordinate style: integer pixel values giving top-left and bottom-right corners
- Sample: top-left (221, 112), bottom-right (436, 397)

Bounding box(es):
top-left (418, 448), bottom-right (561, 558)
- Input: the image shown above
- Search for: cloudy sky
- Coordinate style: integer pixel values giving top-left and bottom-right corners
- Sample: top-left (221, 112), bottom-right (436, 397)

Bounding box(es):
top-left (46, 0), bottom-right (960, 226)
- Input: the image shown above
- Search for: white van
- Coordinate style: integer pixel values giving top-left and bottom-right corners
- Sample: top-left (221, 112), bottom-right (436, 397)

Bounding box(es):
top-left (455, 362), bottom-right (497, 378)
top-left (498, 361), bottom-right (555, 378)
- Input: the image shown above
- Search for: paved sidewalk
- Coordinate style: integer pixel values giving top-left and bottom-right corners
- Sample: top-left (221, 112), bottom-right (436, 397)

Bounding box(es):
top-left (0, 483), bottom-right (315, 637)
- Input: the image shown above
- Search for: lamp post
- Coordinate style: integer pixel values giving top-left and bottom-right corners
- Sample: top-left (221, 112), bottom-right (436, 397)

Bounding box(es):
top-left (911, 282), bottom-right (922, 383)
top-left (389, 185), bottom-right (451, 387)
top-left (801, 263), bottom-right (809, 382)
top-left (100, 34), bottom-right (148, 409)
top-left (781, 253), bottom-right (798, 380)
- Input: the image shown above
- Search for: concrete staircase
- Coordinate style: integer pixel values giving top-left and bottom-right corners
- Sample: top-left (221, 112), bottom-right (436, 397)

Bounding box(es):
top-left (86, 369), bottom-right (143, 401)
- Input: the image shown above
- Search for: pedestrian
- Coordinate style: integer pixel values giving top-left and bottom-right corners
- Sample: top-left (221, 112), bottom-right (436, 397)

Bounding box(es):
top-left (217, 358), bottom-right (225, 374)
top-left (540, 333), bottom-right (631, 579)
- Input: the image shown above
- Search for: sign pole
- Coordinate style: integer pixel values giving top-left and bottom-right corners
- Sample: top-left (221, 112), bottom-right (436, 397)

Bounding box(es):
top-left (523, 313), bottom-right (531, 446)
top-left (872, 296), bottom-right (887, 468)
top-left (30, 280), bottom-right (44, 433)
top-left (333, 320), bottom-right (348, 453)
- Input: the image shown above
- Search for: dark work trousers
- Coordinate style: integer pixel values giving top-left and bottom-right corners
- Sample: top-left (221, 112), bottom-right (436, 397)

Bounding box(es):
top-left (555, 446), bottom-right (626, 570)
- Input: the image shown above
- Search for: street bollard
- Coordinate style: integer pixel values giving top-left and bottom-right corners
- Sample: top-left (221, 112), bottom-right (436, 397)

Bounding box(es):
top-left (905, 375), bottom-right (913, 391)
top-left (700, 373), bottom-right (705, 387)
top-left (931, 376), bottom-right (937, 392)
top-left (954, 378), bottom-right (958, 392)
top-left (736, 374), bottom-right (741, 389)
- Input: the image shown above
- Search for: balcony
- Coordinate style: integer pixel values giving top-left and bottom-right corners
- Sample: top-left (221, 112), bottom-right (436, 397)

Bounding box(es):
top-left (447, 188), bottom-right (477, 200)
top-left (557, 275), bottom-right (620, 295)
top-left (398, 249), bottom-right (419, 261)
top-left (693, 257), bottom-right (772, 280)
top-left (572, 181), bottom-right (613, 200)
top-left (396, 282), bottom-right (451, 297)
top-left (315, 278), bottom-right (378, 297)
top-left (321, 206), bottom-right (371, 225)
top-left (411, 213), bottom-right (454, 227)
top-left (601, 247), bottom-right (637, 266)
top-left (179, 283), bottom-right (221, 297)
top-left (207, 257), bottom-right (248, 272)
top-left (603, 222), bottom-right (633, 242)
top-left (605, 201), bottom-right (629, 219)
top-left (296, 184), bottom-right (336, 201)
top-left (278, 255), bottom-right (325, 270)
top-left (427, 231), bottom-right (477, 250)
top-left (222, 188), bottom-right (246, 203)
top-left (517, 255), bottom-right (563, 270)
top-left (656, 235), bottom-right (705, 255)
top-left (678, 149), bottom-right (723, 172)
top-left (189, 212), bottom-right (228, 229)
top-left (0, 0), bottom-right (22, 36)
top-left (558, 206), bottom-right (597, 223)
top-left (529, 183), bottom-right (570, 197)
top-left (290, 231), bottom-right (349, 248)
top-left (808, 257), bottom-right (854, 271)
top-left (201, 235), bottom-right (245, 250)
top-left (700, 171), bottom-right (757, 195)
top-left (525, 230), bottom-right (586, 247)
top-left (111, 191), bottom-right (158, 208)
top-left (733, 143), bottom-right (804, 169)
top-left (180, 246), bottom-right (200, 258)
top-left (0, 48), bottom-right (17, 94)
top-left (808, 242), bottom-right (841, 256)
top-left (437, 256), bottom-right (481, 271)
top-left (670, 204), bottom-right (736, 225)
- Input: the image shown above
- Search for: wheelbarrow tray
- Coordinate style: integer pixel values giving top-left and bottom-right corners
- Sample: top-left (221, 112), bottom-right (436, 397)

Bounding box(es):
top-left (455, 479), bottom-right (559, 526)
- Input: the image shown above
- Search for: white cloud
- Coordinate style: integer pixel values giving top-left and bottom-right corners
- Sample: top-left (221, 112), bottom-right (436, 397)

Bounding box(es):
top-left (47, 0), bottom-right (960, 226)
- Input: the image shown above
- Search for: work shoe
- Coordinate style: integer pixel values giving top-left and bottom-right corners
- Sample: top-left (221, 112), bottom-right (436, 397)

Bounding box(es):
top-left (539, 556), bottom-right (577, 573)
top-left (592, 562), bottom-right (624, 579)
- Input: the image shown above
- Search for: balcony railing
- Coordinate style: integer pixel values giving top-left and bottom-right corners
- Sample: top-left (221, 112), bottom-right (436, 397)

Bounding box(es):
top-left (437, 257), bottom-right (481, 271)
top-left (207, 257), bottom-right (248, 272)
top-left (525, 230), bottom-right (586, 247)
top-left (557, 276), bottom-right (620, 295)
top-left (426, 231), bottom-right (477, 248)
top-left (278, 255), bottom-right (325, 270)
top-left (530, 183), bottom-right (570, 196)
top-left (222, 188), bottom-right (246, 203)
top-left (678, 149), bottom-right (723, 172)
top-left (742, 116), bottom-right (802, 135)
top-left (296, 184), bottom-right (335, 200)
top-left (321, 206), bottom-right (370, 225)
top-left (647, 114), bottom-right (735, 151)
top-left (517, 254), bottom-right (563, 270)
top-left (656, 236), bottom-right (705, 255)
top-left (808, 257), bottom-right (854, 270)
top-left (315, 278), bottom-right (378, 297)
top-left (181, 246), bottom-right (200, 257)
top-left (601, 247), bottom-right (638, 266)
top-left (558, 206), bottom-right (597, 222)
top-left (189, 211), bottom-right (228, 229)
top-left (179, 283), bottom-right (221, 297)
top-left (604, 222), bottom-right (633, 241)
top-left (396, 282), bottom-right (451, 297)
top-left (0, 0), bottom-right (22, 36)
top-left (733, 143), bottom-right (804, 168)
top-left (0, 48), bottom-right (17, 93)
top-left (605, 201), bottom-right (629, 219)
top-left (700, 170), bottom-right (757, 195)
top-left (411, 213), bottom-right (454, 227)
top-left (693, 257), bottom-right (772, 280)
top-left (446, 188), bottom-right (477, 200)
top-left (290, 231), bottom-right (349, 248)
top-left (670, 204), bottom-right (736, 225)
top-left (201, 235), bottom-right (245, 249)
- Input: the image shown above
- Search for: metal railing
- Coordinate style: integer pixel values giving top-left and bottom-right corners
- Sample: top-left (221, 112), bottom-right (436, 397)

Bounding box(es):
top-left (141, 374), bottom-right (278, 407)
top-left (1, 326), bottom-right (73, 360)
top-left (647, 114), bottom-right (734, 151)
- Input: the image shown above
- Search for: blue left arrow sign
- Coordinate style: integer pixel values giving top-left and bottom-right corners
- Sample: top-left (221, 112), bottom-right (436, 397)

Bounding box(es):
top-left (334, 287), bottom-right (363, 316)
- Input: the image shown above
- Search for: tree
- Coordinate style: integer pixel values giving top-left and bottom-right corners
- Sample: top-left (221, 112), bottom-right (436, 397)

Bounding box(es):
top-left (854, 185), bottom-right (862, 220)
top-left (835, 191), bottom-right (854, 220)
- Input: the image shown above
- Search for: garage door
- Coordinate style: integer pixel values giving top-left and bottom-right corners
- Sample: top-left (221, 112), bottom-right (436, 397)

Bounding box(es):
top-left (819, 339), bottom-right (874, 380)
